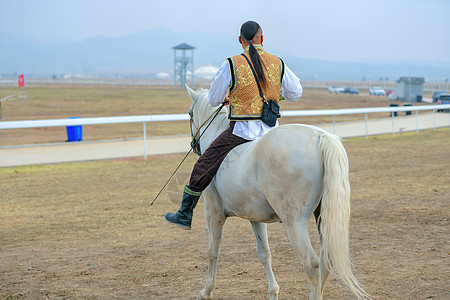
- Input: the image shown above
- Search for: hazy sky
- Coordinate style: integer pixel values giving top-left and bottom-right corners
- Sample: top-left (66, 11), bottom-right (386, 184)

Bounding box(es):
top-left (1, 0), bottom-right (449, 64)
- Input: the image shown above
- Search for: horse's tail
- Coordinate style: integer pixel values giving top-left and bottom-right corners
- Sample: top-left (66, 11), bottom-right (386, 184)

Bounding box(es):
top-left (318, 132), bottom-right (370, 300)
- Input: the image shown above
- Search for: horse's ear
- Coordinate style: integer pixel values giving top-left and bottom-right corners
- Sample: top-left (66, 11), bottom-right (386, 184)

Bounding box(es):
top-left (185, 84), bottom-right (196, 102)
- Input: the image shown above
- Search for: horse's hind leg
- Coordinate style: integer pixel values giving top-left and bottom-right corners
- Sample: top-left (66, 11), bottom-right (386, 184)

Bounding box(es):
top-left (251, 221), bottom-right (279, 300)
top-left (318, 249), bottom-right (330, 297)
top-left (314, 205), bottom-right (330, 296)
top-left (198, 213), bottom-right (225, 300)
top-left (284, 219), bottom-right (321, 300)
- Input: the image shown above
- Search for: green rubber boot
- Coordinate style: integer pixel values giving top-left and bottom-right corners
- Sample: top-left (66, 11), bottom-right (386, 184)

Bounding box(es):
top-left (165, 185), bottom-right (201, 230)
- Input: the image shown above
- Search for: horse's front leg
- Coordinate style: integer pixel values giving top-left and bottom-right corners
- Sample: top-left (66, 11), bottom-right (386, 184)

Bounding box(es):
top-left (198, 211), bottom-right (225, 300)
top-left (251, 221), bottom-right (279, 300)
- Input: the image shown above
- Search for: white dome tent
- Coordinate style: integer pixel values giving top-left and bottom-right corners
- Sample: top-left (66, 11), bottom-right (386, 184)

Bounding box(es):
top-left (194, 65), bottom-right (219, 80)
top-left (156, 72), bottom-right (170, 80)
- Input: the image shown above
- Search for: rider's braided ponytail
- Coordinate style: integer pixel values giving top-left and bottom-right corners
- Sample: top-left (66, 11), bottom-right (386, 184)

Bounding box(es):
top-left (240, 21), bottom-right (266, 87)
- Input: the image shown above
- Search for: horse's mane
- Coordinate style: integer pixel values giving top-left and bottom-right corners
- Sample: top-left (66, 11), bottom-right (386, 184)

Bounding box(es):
top-left (194, 88), bottom-right (228, 117)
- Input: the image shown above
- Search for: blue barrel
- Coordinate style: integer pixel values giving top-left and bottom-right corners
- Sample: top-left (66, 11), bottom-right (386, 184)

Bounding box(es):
top-left (66, 117), bottom-right (83, 142)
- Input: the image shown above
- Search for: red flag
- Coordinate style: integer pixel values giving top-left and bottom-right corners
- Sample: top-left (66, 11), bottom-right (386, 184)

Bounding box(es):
top-left (18, 74), bottom-right (25, 87)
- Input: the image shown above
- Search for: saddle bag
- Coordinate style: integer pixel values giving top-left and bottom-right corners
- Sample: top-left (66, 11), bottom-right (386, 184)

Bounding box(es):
top-left (261, 99), bottom-right (280, 127)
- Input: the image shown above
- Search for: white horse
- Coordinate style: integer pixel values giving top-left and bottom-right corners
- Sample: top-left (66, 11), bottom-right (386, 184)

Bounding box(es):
top-left (185, 86), bottom-right (370, 300)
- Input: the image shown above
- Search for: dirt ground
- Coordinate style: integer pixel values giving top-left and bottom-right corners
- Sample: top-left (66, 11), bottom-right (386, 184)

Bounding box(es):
top-left (0, 128), bottom-right (448, 299)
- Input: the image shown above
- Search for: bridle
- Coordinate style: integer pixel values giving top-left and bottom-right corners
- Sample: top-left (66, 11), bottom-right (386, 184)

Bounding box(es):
top-left (189, 103), bottom-right (225, 156)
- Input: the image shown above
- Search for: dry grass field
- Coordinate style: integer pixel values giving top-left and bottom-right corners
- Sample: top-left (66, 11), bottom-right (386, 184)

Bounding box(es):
top-left (0, 85), bottom-right (429, 146)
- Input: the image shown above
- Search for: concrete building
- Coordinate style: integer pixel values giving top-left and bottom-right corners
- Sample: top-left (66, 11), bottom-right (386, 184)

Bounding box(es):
top-left (396, 77), bottom-right (425, 102)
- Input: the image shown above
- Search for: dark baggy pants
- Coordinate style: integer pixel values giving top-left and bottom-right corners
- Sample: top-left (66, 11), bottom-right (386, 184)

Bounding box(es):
top-left (189, 122), bottom-right (250, 191)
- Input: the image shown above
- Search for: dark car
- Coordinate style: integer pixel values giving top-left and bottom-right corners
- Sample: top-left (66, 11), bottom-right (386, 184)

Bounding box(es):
top-left (437, 94), bottom-right (450, 112)
top-left (344, 87), bottom-right (359, 94)
top-left (432, 91), bottom-right (447, 103)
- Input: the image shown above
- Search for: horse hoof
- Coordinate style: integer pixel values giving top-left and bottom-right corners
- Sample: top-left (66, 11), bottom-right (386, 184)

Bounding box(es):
top-left (197, 289), bottom-right (213, 300)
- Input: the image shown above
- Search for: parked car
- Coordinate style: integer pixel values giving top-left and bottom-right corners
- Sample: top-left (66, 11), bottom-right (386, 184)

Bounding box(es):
top-left (436, 94), bottom-right (450, 112)
top-left (388, 91), bottom-right (398, 101)
top-left (328, 86), bottom-right (345, 94)
top-left (386, 88), bottom-right (396, 96)
top-left (369, 87), bottom-right (386, 96)
top-left (432, 91), bottom-right (447, 103)
top-left (344, 87), bottom-right (359, 94)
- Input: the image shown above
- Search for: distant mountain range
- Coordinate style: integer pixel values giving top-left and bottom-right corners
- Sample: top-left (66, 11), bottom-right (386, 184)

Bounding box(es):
top-left (1, 28), bottom-right (449, 81)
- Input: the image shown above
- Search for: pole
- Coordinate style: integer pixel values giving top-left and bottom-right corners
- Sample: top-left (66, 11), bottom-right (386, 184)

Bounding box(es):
top-left (415, 110), bottom-right (419, 134)
top-left (151, 148), bottom-right (193, 205)
top-left (143, 122), bottom-right (147, 160)
top-left (332, 115), bottom-right (335, 134)
top-left (365, 113), bottom-right (368, 140)
top-left (392, 111), bottom-right (395, 136)
top-left (433, 110), bottom-right (436, 131)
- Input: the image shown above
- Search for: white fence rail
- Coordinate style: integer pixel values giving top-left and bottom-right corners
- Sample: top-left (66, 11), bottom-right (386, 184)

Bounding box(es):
top-left (1, 104), bottom-right (449, 158)
top-left (1, 105), bottom-right (448, 129)
top-left (0, 114), bottom-right (190, 129)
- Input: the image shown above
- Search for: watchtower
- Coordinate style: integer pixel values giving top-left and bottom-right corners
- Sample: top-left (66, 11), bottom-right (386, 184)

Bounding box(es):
top-left (172, 43), bottom-right (195, 88)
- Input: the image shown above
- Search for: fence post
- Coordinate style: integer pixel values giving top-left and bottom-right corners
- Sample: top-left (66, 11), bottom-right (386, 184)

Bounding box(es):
top-left (365, 113), bottom-right (368, 140)
top-left (391, 111), bottom-right (395, 136)
top-left (143, 122), bottom-right (147, 160)
top-left (433, 110), bottom-right (436, 131)
top-left (332, 115), bottom-right (335, 134)
top-left (416, 110), bottom-right (419, 134)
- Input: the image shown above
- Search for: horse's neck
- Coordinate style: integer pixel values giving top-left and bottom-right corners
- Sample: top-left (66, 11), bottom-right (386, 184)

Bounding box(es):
top-left (200, 113), bottom-right (229, 151)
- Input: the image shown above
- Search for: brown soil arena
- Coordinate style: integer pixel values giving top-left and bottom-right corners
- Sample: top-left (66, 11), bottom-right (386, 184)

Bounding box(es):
top-left (1, 128), bottom-right (448, 299)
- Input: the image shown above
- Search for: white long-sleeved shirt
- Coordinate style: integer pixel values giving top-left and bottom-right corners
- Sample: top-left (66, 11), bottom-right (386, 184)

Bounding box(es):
top-left (208, 58), bottom-right (303, 140)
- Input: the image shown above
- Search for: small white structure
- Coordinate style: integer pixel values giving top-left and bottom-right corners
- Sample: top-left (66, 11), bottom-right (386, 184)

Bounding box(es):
top-left (156, 72), bottom-right (170, 80)
top-left (194, 65), bottom-right (219, 80)
top-left (396, 77), bottom-right (425, 102)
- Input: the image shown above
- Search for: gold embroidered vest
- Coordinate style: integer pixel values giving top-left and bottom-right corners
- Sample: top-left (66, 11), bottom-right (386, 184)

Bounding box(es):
top-left (227, 45), bottom-right (285, 121)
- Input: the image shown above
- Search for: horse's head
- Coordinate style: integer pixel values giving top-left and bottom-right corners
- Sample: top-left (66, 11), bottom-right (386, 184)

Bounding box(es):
top-left (186, 84), bottom-right (229, 155)
top-left (186, 84), bottom-right (216, 124)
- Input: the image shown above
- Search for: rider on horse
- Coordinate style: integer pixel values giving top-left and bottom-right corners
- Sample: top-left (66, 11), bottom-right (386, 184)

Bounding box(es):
top-left (165, 20), bottom-right (303, 230)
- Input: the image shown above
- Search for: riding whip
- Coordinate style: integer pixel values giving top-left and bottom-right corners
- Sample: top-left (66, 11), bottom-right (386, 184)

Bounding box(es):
top-left (151, 103), bottom-right (225, 205)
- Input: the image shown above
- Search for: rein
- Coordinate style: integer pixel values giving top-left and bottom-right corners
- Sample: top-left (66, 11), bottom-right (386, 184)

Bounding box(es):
top-left (151, 103), bottom-right (225, 205)
top-left (190, 104), bottom-right (223, 156)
